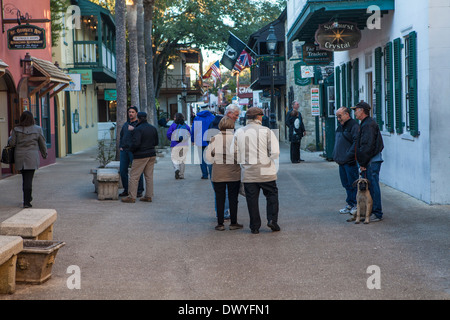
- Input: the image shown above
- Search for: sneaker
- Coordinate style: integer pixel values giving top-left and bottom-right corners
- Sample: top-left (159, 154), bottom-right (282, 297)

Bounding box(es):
top-left (229, 223), bottom-right (243, 230)
top-left (201, 176), bottom-right (208, 180)
top-left (119, 191), bottom-right (128, 197)
top-left (370, 214), bottom-right (383, 222)
top-left (339, 205), bottom-right (353, 214)
top-left (175, 169), bottom-right (180, 179)
top-left (121, 197), bottom-right (135, 203)
top-left (350, 206), bottom-right (357, 215)
top-left (267, 220), bottom-right (281, 231)
top-left (215, 224), bottom-right (225, 231)
top-left (140, 197), bottom-right (152, 202)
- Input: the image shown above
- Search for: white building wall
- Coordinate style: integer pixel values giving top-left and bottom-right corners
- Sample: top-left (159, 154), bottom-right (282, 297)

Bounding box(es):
top-left (334, 0), bottom-right (450, 204)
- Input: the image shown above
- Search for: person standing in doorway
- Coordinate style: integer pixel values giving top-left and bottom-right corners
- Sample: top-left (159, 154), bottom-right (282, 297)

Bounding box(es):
top-left (122, 112), bottom-right (159, 203)
top-left (351, 101), bottom-right (384, 222)
top-left (286, 100), bottom-right (306, 163)
top-left (333, 107), bottom-right (359, 215)
top-left (8, 111), bottom-right (47, 208)
top-left (119, 106), bottom-right (144, 197)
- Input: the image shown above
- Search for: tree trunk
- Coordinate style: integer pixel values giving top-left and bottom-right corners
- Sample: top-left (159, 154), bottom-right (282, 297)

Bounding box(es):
top-left (137, 0), bottom-right (147, 114)
top-left (115, 0), bottom-right (127, 159)
top-left (127, 1), bottom-right (139, 109)
top-left (144, 0), bottom-right (157, 126)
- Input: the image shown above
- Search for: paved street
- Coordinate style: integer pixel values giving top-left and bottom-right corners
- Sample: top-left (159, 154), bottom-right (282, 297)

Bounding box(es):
top-left (0, 142), bottom-right (449, 300)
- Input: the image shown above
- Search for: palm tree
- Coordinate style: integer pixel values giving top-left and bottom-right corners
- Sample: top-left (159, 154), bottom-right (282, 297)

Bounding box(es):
top-left (144, 0), bottom-right (157, 125)
top-left (115, 0), bottom-right (127, 158)
top-left (127, 0), bottom-right (140, 109)
top-left (137, 0), bottom-right (147, 114)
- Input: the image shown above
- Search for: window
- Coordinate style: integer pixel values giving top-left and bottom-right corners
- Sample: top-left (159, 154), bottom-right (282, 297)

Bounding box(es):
top-left (41, 94), bottom-right (51, 146)
top-left (404, 31), bottom-right (419, 136)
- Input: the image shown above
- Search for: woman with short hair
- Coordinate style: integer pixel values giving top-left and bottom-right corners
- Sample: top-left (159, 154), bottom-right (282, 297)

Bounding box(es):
top-left (8, 111), bottom-right (47, 208)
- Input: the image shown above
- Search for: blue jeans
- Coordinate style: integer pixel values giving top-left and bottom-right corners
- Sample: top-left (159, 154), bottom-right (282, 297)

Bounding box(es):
top-left (363, 161), bottom-right (383, 218)
top-left (199, 146), bottom-right (212, 178)
top-left (120, 150), bottom-right (144, 194)
top-left (339, 163), bottom-right (359, 208)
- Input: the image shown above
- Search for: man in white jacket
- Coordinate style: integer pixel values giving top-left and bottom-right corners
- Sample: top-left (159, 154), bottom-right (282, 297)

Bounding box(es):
top-left (232, 107), bottom-right (280, 234)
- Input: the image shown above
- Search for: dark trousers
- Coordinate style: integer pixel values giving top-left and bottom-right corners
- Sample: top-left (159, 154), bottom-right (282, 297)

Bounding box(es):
top-left (21, 169), bottom-right (35, 205)
top-left (290, 141), bottom-right (301, 162)
top-left (244, 181), bottom-right (279, 231)
top-left (120, 150), bottom-right (144, 194)
top-left (212, 181), bottom-right (240, 225)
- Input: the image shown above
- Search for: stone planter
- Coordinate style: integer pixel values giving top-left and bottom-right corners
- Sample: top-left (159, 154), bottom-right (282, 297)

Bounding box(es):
top-left (16, 240), bottom-right (65, 284)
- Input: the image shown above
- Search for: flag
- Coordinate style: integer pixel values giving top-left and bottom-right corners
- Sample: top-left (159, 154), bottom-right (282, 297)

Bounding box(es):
top-left (233, 49), bottom-right (255, 73)
top-left (210, 60), bottom-right (221, 82)
top-left (221, 32), bottom-right (246, 71)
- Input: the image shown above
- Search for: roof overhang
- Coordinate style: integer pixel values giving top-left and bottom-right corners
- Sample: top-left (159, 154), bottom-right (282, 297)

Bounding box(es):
top-left (28, 57), bottom-right (72, 98)
top-left (287, 0), bottom-right (395, 43)
top-left (0, 59), bottom-right (8, 78)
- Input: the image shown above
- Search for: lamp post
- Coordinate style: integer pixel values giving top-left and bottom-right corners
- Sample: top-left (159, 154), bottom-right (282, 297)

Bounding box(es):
top-left (266, 25), bottom-right (277, 128)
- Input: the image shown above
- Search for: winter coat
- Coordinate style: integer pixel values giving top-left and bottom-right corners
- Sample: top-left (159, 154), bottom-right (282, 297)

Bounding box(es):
top-left (332, 118), bottom-right (359, 165)
top-left (285, 108), bottom-right (305, 141)
top-left (232, 120), bottom-right (280, 183)
top-left (356, 116), bottom-right (384, 168)
top-left (166, 122), bottom-right (191, 148)
top-left (8, 125), bottom-right (47, 170)
top-left (130, 120), bottom-right (159, 159)
top-left (190, 110), bottom-right (215, 147)
top-left (205, 131), bottom-right (241, 183)
top-left (119, 119), bottom-right (139, 151)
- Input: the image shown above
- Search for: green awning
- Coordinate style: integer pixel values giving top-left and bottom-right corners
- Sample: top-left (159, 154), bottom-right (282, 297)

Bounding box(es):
top-left (287, 0), bottom-right (395, 43)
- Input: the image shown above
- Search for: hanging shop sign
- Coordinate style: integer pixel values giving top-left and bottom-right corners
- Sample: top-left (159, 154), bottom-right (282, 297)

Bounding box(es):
top-left (69, 69), bottom-right (92, 85)
top-left (104, 89), bottom-right (117, 101)
top-left (294, 62), bottom-right (311, 86)
top-left (315, 22), bottom-right (361, 52)
top-left (7, 25), bottom-right (46, 50)
top-left (302, 43), bottom-right (333, 65)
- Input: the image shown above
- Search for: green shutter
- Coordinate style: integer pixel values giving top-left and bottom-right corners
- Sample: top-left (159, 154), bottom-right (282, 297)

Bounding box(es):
top-left (407, 31), bottom-right (419, 136)
top-left (347, 61), bottom-right (352, 107)
top-left (384, 42), bottom-right (394, 133)
top-left (353, 58), bottom-right (359, 105)
top-left (374, 47), bottom-right (383, 129)
top-left (335, 66), bottom-right (341, 109)
top-left (341, 64), bottom-right (347, 107)
top-left (393, 38), bottom-right (403, 134)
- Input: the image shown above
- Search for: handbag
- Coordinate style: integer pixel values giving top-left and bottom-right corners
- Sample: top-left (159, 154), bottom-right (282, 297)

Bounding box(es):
top-left (1, 146), bottom-right (15, 164)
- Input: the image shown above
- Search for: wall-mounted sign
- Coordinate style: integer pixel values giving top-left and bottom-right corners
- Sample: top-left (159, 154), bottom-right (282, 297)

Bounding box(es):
top-left (301, 66), bottom-right (315, 78)
top-left (315, 22), bottom-right (361, 52)
top-left (311, 88), bottom-right (320, 116)
top-left (55, 73), bottom-right (81, 92)
top-left (7, 25), bottom-right (46, 50)
top-left (294, 62), bottom-right (311, 86)
top-left (104, 89), bottom-right (117, 101)
top-left (302, 43), bottom-right (333, 65)
top-left (69, 69), bottom-right (92, 85)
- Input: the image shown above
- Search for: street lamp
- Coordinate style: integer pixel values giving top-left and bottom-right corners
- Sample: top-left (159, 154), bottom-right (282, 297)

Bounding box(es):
top-left (266, 25), bottom-right (277, 128)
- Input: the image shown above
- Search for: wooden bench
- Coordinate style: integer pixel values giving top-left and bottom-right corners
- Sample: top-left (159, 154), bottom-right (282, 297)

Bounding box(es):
top-left (0, 209), bottom-right (57, 241)
top-left (0, 236), bottom-right (23, 294)
top-left (97, 168), bottom-right (120, 200)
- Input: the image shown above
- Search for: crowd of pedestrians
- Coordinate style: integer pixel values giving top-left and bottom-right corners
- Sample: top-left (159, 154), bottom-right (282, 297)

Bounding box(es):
top-left (4, 99), bottom-right (384, 233)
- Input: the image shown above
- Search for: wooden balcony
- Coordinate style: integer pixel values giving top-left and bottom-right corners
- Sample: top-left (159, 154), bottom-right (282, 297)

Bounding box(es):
top-left (159, 75), bottom-right (202, 95)
top-left (250, 58), bottom-right (286, 90)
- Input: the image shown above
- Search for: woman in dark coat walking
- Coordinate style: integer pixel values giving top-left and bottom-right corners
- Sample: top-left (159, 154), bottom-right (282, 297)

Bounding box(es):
top-left (8, 111), bottom-right (47, 208)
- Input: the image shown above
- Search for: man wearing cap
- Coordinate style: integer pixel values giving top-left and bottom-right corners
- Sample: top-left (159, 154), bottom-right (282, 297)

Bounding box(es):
top-left (351, 101), bottom-right (384, 222)
top-left (122, 112), bottom-right (159, 203)
top-left (119, 106), bottom-right (145, 198)
top-left (232, 107), bottom-right (280, 234)
top-left (191, 105), bottom-right (215, 179)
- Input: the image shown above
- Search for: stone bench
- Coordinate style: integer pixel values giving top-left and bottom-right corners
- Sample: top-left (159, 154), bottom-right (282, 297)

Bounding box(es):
top-left (97, 168), bottom-right (120, 200)
top-left (0, 209), bottom-right (57, 241)
top-left (105, 161), bottom-right (123, 188)
top-left (0, 235), bottom-right (23, 294)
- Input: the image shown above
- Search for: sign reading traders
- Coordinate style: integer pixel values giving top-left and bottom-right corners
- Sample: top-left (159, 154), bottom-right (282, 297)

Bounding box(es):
top-left (315, 22), bottom-right (361, 52)
top-left (7, 25), bottom-right (46, 50)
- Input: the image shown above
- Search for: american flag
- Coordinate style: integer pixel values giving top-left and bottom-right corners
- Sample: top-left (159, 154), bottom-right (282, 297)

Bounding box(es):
top-left (210, 60), bottom-right (221, 82)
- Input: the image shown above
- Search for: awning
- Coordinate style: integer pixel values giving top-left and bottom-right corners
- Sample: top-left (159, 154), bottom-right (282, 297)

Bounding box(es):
top-left (28, 57), bottom-right (72, 98)
top-left (287, 0), bottom-right (395, 43)
top-left (0, 59), bottom-right (8, 77)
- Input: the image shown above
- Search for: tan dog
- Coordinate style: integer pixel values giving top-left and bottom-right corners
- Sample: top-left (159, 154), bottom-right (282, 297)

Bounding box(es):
top-left (347, 178), bottom-right (373, 224)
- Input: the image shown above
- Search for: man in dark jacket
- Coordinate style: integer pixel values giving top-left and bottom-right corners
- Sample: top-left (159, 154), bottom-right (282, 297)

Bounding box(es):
top-left (122, 112), bottom-right (159, 203)
top-left (351, 101), bottom-right (384, 222)
top-left (286, 100), bottom-right (306, 162)
top-left (333, 107), bottom-right (359, 215)
top-left (119, 106), bottom-right (144, 197)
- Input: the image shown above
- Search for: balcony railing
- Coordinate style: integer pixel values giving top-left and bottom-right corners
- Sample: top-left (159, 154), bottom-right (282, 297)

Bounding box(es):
top-left (73, 41), bottom-right (116, 73)
top-left (251, 59), bottom-right (286, 86)
top-left (160, 75), bottom-right (201, 91)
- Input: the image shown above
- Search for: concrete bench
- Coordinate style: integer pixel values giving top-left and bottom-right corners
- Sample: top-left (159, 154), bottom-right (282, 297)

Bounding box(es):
top-left (0, 209), bottom-right (57, 241)
top-left (105, 161), bottom-right (123, 188)
top-left (97, 168), bottom-right (119, 200)
top-left (0, 236), bottom-right (23, 294)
